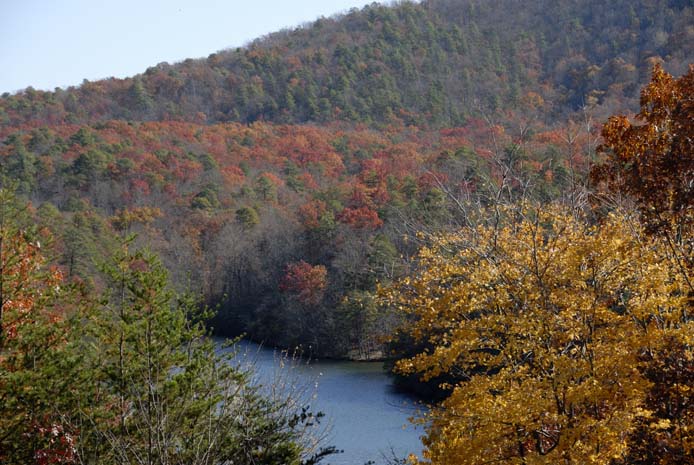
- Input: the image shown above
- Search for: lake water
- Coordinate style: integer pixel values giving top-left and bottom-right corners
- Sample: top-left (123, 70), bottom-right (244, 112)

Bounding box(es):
top-left (219, 338), bottom-right (426, 465)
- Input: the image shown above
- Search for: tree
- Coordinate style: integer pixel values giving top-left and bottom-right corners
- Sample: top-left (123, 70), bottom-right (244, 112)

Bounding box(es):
top-left (190, 185), bottom-right (220, 210)
top-left (255, 173), bottom-right (280, 202)
top-left (279, 260), bottom-right (328, 306)
top-left (0, 181), bottom-right (335, 463)
top-left (75, 244), bottom-right (331, 465)
top-left (619, 336), bottom-right (694, 465)
top-left (277, 260), bottom-right (330, 352)
top-left (0, 187), bottom-right (87, 465)
top-left (3, 136), bottom-right (38, 193)
top-left (592, 64), bottom-right (693, 263)
top-left (235, 206), bottom-right (260, 229)
top-left (382, 204), bottom-right (691, 465)
top-left (130, 78), bottom-right (154, 114)
top-left (591, 64), bottom-right (694, 465)
top-left (111, 206), bottom-right (163, 236)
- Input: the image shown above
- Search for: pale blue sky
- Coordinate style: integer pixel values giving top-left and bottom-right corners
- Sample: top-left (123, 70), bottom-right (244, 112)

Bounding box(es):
top-left (0, 0), bottom-right (382, 94)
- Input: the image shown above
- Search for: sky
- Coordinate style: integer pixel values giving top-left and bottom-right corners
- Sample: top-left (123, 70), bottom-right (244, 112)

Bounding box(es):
top-left (0, 0), bottom-right (381, 94)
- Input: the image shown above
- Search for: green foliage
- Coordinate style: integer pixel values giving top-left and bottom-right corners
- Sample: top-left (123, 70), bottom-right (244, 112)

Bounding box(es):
top-left (2, 0), bottom-right (690, 128)
top-left (367, 234), bottom-right (399, 279)
top-left (69, 127), bottom-right (96, 147)
top-left (60, 209), bottom-right (117, 282)
top-left (129, 77), bottom-right (154, 113)
top-left (334, 290), bottom-right (385, 360)
top-left (191, 185), bottom-right (220, 210)
top-left (1, 114), bottom-right (583, 357)
top-left (0, 187), bottom-right (89, 464)
top-left (199, 152), bottom-right (219, 171)
top-left (115, 157), bottom-right (134, 174)
top-left (236, 206), bottom-right (260, 228)
top-left (79, 245), bottom-right (331, 465)
top-left (2, 135), bottom-right (38, 193)
top-left (0, 217), bottom-right (334, 463)
top-left (255, 174), bottom-right (278, 201)
top-left (68, 149), bottom-right (111, 187)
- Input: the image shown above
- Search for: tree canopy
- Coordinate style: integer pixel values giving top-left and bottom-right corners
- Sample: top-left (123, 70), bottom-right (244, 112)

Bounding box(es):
top-left (383, 204), bottom-right (692, 464)
top-left (384, 65), bottom-right (694, 465)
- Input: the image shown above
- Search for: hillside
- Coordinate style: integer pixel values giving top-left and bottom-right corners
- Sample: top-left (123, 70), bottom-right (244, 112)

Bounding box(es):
top-left (2, 0), bottom-right (692, 458)
top-left (1, 0), bottom-right (691, 130)
top-left (2, 116), bottom-right (588, 355)
top-left (1, 0), bottom-right (692, 357)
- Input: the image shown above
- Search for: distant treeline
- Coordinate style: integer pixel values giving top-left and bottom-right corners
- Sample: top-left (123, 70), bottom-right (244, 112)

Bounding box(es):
top-left (2, 0), bottom-right (691, 130)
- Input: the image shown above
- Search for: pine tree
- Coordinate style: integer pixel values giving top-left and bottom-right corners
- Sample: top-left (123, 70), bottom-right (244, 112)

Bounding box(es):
top-left (76, 243), bottom-right (331, 465)
top-left (0, 186), bottom-right (87, 465)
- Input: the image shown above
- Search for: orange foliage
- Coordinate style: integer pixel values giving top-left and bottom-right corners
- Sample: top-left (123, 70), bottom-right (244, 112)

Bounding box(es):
top-left (298, 200), bottom-right (328, 229)
top-left (221, 165), bottom-right (246, 188)
top-left (1, 235), bottom-right (63, 343)
top-left (279, 260), bottom-right (328, 306)
top-left (338, 206), bottom-right (383, 230)
top-left (593, 64), bottom-right (694, 236)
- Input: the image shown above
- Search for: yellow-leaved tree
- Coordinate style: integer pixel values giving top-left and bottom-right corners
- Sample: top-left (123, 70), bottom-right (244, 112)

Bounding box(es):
top-left (382, 204), bottom-right (692, 464)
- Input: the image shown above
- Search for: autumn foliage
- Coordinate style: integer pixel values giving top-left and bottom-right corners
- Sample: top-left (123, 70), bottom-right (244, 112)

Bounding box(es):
top-left (384, 205), bottom-right (692, 465)
top-left (0, 195), bottom-right (80, 464)
top-left (1, 1), bottom-right (690, 131)
top-left (0, 190), bottom-right (334, 464)
top-left (0, 2), bottom-right (692, 462)
top-left (279, 260), bottom-right (328, 306)
top-left (592, 64), bottom-right (694, 238)
top-left (384, 66), bottom-right (694, 465)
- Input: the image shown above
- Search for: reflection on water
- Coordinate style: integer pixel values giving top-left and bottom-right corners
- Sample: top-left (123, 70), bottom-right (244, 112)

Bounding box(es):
top-left (217, 338), bottom-right (426, 465)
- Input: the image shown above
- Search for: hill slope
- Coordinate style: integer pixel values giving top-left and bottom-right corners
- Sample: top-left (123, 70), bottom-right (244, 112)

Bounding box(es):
top-left (1, 0), bottom-right (692, 356)
top-left (1, 0), bottom-right (691, 130)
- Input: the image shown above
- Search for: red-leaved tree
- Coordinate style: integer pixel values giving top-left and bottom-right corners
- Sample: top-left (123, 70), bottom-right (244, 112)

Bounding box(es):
top-left (279, 260), bottom-right (328, 306)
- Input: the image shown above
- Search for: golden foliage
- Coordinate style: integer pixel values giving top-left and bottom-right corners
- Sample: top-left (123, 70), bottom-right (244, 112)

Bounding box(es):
top-left (382, 204), bottom-right (692, 465)
top-left (592, 64), bottom-right (693, 241)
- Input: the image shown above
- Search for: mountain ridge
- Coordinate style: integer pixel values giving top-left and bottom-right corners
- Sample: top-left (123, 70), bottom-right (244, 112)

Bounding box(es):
top-left (2, 0), bottom-right (691, 131)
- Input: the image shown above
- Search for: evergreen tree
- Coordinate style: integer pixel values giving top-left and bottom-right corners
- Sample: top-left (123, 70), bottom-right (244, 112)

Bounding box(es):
top-left (75, 243), bottom-right (332, 465)
top-left (0, 187), bottom-right (88, 464)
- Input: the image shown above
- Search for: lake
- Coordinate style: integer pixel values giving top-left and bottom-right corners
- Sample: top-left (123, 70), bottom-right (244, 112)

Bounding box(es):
top-left (219, 338), bottom-right (426, 465)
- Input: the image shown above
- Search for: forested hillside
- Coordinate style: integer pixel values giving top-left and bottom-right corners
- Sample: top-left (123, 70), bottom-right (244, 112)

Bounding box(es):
top-left (3, 116), bottom-right (589, 355)
top-left (385, 64), bottom-right (693, 465)
top-left (1, 0), bottom-right (691, 129)
top-left (2, 0), bottom-right (691, 357)
top-left (2, 0), bottom-right (693, 463)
